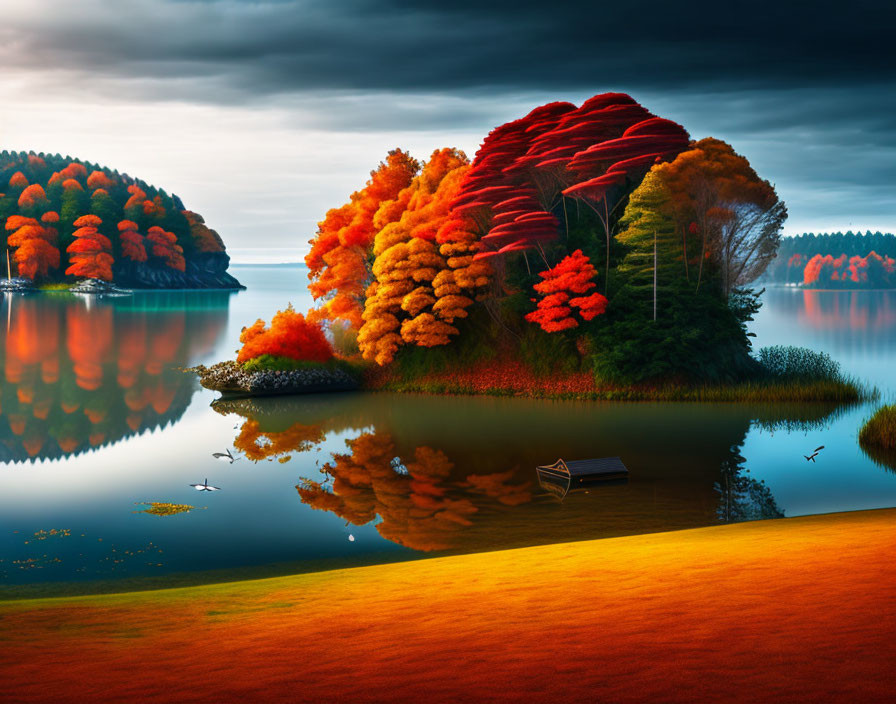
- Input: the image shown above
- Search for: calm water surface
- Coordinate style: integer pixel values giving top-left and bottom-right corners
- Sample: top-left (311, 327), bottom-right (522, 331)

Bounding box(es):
top-left (1, 269), bottom-right (894, 593)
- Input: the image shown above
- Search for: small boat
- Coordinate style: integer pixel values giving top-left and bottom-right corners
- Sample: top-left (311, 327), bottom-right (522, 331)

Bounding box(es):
top-left (536, 457), bottom-right (628, 499)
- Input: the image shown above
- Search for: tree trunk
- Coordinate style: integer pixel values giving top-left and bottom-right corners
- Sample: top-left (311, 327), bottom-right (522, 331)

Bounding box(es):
top-left (604, 198), bottom-right (610, 293)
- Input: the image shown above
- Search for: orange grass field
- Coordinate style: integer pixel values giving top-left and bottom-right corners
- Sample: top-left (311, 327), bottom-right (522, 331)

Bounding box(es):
top-left (1, 509), bottom-right (894, 703)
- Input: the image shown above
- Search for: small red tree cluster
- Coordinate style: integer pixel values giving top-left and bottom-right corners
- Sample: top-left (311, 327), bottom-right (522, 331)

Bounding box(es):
top-left (65, 214), bottom-right (114, 280)
top-left (803, 251), bottom-right (895, 287)
top-left (525, 250), bottom-right (608, 332)
top-left (237, 306), bottom-right (334, 364)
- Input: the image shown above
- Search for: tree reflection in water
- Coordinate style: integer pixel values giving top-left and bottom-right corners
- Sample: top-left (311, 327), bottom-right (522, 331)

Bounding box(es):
top-left (0, 292), bottom-right (231, 463)
top-left (715, 444), bottom-right (784, 522)
top-left (218, 395), bottom-right (849, 556)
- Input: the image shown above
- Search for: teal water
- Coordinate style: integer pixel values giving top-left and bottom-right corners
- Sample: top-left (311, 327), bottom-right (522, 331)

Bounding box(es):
top-left (1, 269), bottom-right (894, 594)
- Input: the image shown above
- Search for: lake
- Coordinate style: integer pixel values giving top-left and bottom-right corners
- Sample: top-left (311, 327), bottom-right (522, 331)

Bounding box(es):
top-left (2, 270), bottom-right (895, 594)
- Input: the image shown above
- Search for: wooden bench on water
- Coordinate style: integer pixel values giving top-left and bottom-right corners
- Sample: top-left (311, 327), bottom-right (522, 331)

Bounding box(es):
top-left (536, 457), bottom-right (628, 498)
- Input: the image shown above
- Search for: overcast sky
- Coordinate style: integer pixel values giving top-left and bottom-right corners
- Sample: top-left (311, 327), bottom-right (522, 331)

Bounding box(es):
top-left (1, 0), bottom-right (893, 262)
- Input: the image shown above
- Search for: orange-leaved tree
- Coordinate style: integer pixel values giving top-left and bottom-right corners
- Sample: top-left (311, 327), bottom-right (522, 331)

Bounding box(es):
top-left (8, 171), bottom-right (28, 190)
top-left (65, 214), bottom-right (114, 280)
top-left (86, 170), bottom-right (116, 192)
top-left (654, 137), bottom-right (786, 295)
top-left (59, 162), bottom-right (88, 181)
top-left (525, 250), bottom-right (608, 332)
top-left (182, 210), bottom-right (225, 253)
top-left (5, 215), bottom-right (60, 280)
top-left (17, 184), bottom-right (48, 214)
top-left (358, 148), bottom-right (470, 365)
top-left (306, 149), bottom-right (420, 330)
top-left (237, 305), bottom-right (333, 364)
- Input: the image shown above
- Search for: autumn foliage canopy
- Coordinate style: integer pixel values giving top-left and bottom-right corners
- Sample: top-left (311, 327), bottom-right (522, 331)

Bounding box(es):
top-left (0, 150), bottom-right (233, 284)
top-left (237, 306), bottom-right (334, 364)
top-left (293, 92), bottom-right (790, 387)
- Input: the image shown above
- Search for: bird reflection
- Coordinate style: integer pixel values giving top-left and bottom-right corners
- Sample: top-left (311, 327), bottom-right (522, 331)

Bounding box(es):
top-left (190, 479), bottom-right (220, 492)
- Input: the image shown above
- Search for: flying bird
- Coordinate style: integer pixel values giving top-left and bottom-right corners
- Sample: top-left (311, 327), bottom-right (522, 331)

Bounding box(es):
top-left (190, 479), bottom-right (220, 491)
top-left (212, 449), bottom-right (237, 463)
top-left (804, 445), bottom-right (825, 462)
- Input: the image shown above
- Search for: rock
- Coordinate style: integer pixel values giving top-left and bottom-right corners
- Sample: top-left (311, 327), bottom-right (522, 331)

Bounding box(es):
top-left (69, 278), bottom-right (131, 295)
top-left (114, 252), bottom-right (244, 290)
top-left (188, 360), bottom-right (360, 398)
top-left (0, 277), bottom-right (35, 292)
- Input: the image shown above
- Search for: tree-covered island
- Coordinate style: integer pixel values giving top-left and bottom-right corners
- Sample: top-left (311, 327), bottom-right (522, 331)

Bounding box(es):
top-left (198, 92), bottom-right (862, 402)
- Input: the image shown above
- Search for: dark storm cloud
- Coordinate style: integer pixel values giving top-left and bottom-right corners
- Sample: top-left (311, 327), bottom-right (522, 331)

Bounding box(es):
top-left (3, 0), bottom-right (893, 234)
top-left (5, 0), bottom-right (895, 97)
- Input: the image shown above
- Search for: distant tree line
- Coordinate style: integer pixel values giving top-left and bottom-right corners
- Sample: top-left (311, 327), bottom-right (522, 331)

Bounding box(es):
top-left (765, 231), bottom-right (896, 286)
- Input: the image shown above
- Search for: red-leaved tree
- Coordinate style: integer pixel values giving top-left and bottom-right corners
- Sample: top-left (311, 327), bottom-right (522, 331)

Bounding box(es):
top-left (65, 214), bottom-right (114, 280)
top-left (525, 250), bottom-right (608, 332)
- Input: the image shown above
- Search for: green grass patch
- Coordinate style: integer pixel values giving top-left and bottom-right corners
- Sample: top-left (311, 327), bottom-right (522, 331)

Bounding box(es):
top-left (241, 354), bottom-right (363, 378)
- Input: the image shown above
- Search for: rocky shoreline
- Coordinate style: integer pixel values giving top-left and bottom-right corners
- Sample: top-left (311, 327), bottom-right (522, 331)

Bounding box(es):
top-left (1, 275), bottom-right (242, 294)
top-left (188, 360), bottom-right (360, 398)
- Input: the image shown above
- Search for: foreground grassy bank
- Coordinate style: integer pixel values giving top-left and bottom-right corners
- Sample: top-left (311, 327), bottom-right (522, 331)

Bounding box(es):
top-left (2, 509), bottom-right (893, 703)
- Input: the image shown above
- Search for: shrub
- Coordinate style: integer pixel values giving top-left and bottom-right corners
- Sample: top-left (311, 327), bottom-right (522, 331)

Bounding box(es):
top-left (237, 305), bottom-right (333, 364)
top-left (755, 346), bottom-right (841, 381)
top-left (858, 405), bottom-right (896, 472)
top-left (241, 354), bottom-right (360, 377)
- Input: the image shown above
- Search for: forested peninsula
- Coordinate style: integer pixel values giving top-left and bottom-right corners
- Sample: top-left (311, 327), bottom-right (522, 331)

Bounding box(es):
top-left (1, 151), bottom-right (241, 290)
